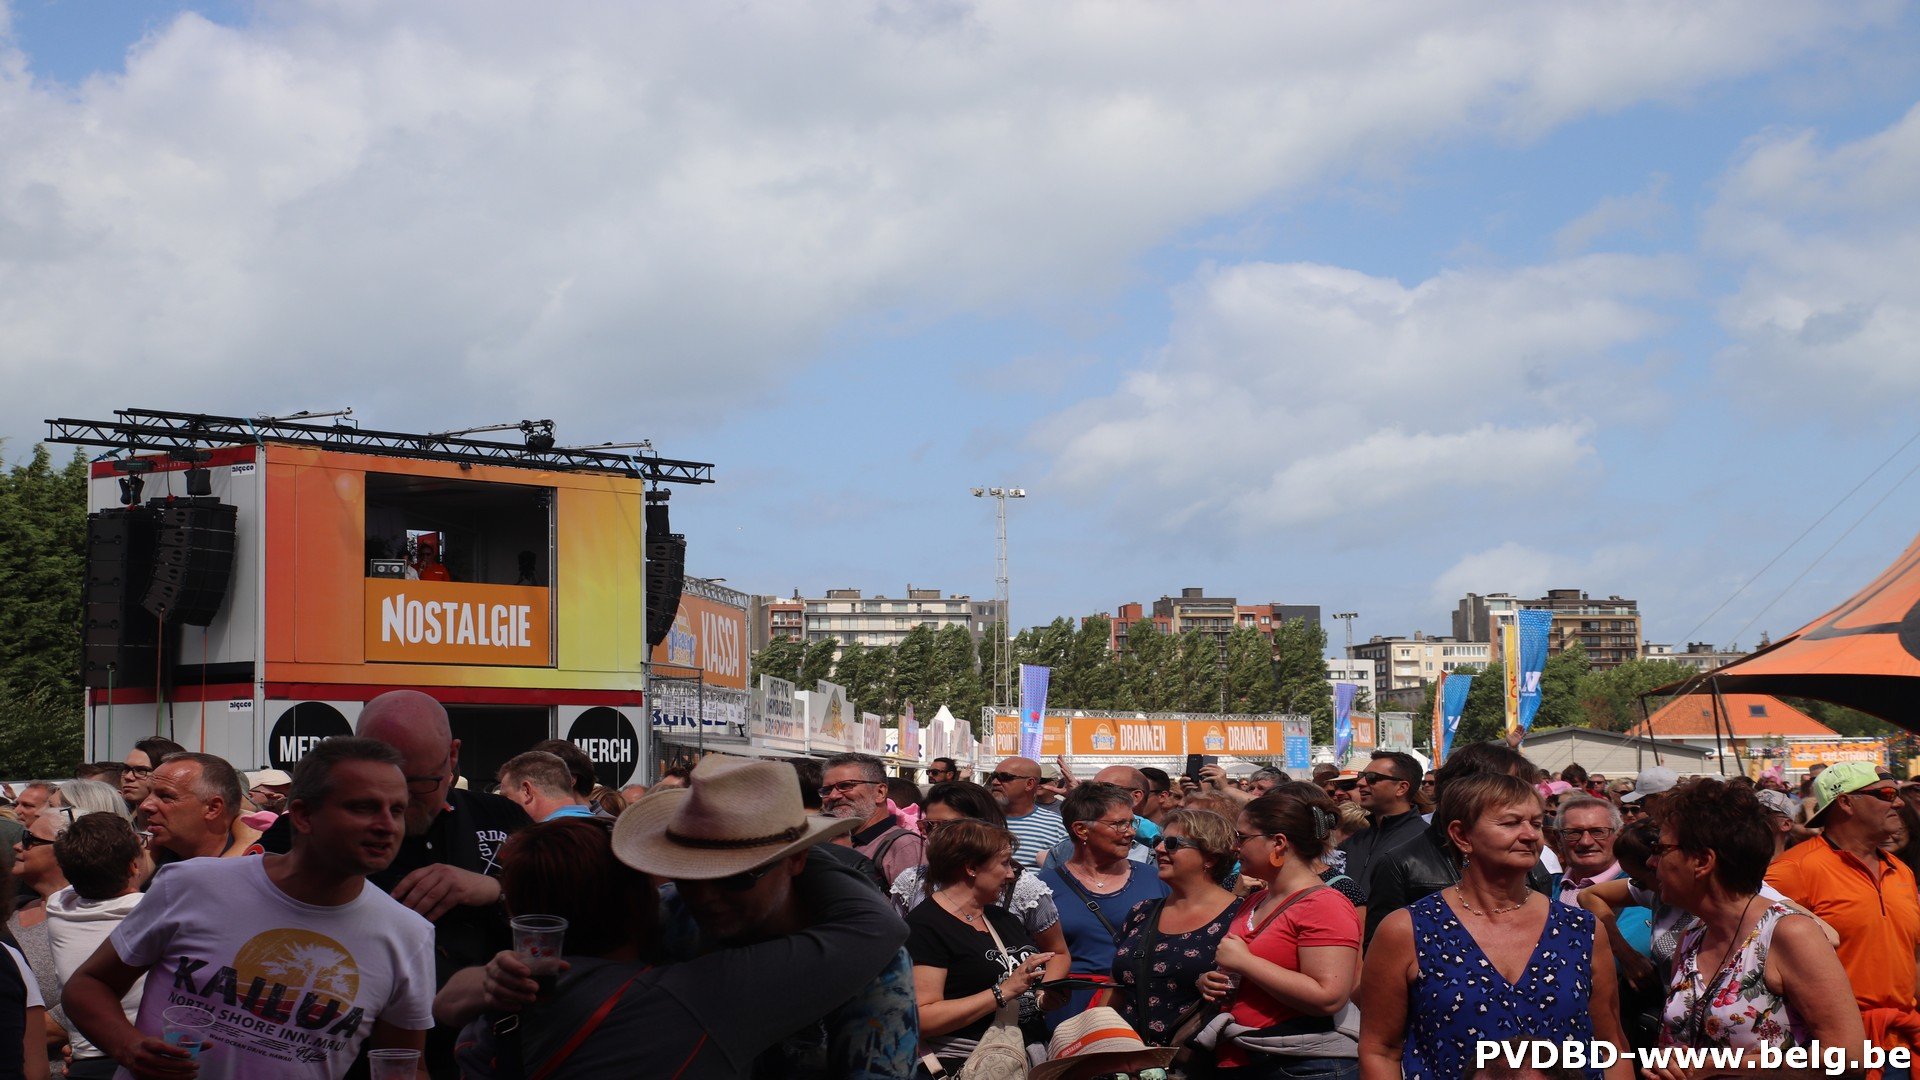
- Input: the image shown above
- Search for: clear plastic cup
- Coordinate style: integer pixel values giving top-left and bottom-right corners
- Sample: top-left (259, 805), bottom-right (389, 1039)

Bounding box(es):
top-left (368, 1047), bottom-right (422, 1079)
top-left (161, 1005), bottom-right (214, 1059)
top-left (510, 914), bottom-right (568, 996)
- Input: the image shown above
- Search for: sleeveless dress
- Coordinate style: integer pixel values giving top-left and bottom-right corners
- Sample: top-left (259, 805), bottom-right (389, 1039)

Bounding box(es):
top-left (1403, 891), bottom-right (1598, 1080)
top-left (1659, 902), bottom-right (1807, 1049)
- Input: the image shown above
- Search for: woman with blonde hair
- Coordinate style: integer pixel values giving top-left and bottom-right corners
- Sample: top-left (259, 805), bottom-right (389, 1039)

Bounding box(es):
top-left (1111, 808), bottom-right (1243, 1046)
top-left (1359, 772), bottom-right (1631, 1079)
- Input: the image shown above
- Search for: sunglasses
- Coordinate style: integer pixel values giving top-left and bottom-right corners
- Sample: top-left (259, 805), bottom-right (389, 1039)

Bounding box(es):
top-left (987, 772), bottom-right (1037, 785)
top-left (17, 834), bottom-right (55, 851)
top-left (710, 863), bottom-right (778, 893)
top-left (1357, 772), bottom-right (1404, 786)
top-left (1852, 787), bottom-right (1902, 804)
top-left (1152, 835), bottom-right (1202, 854)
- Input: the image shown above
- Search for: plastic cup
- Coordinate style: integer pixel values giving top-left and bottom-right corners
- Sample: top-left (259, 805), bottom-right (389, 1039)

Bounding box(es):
top-left (161, 1005), bottom-right (214, 1059)
top-left (510, 914), bottom-right (568, 995)
top-left (368, 1047), bottom-right (422, 1079)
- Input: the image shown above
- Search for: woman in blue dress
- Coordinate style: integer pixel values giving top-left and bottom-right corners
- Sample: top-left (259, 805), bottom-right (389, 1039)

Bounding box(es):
top-left (1357, 772), bottom-right (1632, 1080)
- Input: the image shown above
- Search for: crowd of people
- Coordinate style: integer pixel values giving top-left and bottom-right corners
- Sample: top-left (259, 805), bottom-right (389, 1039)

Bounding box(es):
top-left (0, 695), bottom-right (1916, 1079)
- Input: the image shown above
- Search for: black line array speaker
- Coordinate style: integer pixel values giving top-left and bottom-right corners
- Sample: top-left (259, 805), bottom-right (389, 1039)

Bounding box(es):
top-left (83, 507), bottom-right (162, 688)
top-left (644, 499), bottom-right (686, 649)
top-left (142, 498), bottom-right (238, 626)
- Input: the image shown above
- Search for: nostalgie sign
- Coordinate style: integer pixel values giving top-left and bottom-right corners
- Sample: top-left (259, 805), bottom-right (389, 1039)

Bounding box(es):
top-left (364, 580), bottom-right (551, 666)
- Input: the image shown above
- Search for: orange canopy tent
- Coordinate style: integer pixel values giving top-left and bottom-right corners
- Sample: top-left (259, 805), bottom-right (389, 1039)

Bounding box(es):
top-left (1651, 529), bottom-right (1920, 723)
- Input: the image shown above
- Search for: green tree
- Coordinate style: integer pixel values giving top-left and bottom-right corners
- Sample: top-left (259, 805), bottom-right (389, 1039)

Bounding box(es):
top-left (1573, 657), bottom-right (1696, 731)
top-left (1452, 661), bottom-right (1509, 747)
top-left (749, 636), bottom-right (804, 685)
top-left (1791, 699), bottom-right (1898, 738)
top-left (930, 624), bottom-right (982, 722)
top-left (1119, 619), bottom-right (1176, 711)
top-left (832, 640), bottom-right (881, 715)
top-left (799, 637), bottom-right (839, 688)
top-left (1174, 630), bottom-right (1223, 713)
top-left (0, 445), bottom-right (89, 700)
top-left (1067, 616), bottom-right (1119, 711)
top-left (892, 624), bottom-right (939, 718)
top-left (1532, 645), bottom-right (1590, 731)
top-left (1223, 625), bottom-right (1276, 713)
top-left (1272, 618), bottom-right (1333, 740)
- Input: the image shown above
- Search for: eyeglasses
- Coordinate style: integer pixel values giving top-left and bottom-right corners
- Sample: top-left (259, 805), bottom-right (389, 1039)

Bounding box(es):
top-left (1089, 817), bottom-right (1136, 833)
top-left (1152, 835), bottom-right (1202, 854)
top-left (1852, 787), bottom-right (1902, 804)
top-left (817, 779), bottom-right (880, 799)
top-left (987, 771), bottom-right (1037, 785)
top-left (1234, 830), bottom-right (1274, 845)
top-left (1562, 827), bottom-right (1615, 841)
top-left (1357, 772), bottom-right (1404, 786)
top-left (709, 863), bottom-right (778, 893)
top-left (404, 755), bottom-right (452, 795)
top-left (122, 764), bottom-right (152, 779)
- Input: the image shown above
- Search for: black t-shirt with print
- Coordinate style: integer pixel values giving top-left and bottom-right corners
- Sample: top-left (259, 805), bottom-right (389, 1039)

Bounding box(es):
top-left (905, 899), bottom-right (1038, 1045)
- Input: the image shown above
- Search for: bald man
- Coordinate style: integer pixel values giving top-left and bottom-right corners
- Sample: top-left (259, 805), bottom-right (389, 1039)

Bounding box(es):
top-left (261, 689), bottom-right (529, 1079)
top-left (1040, 764), bottom-right (1160, 867)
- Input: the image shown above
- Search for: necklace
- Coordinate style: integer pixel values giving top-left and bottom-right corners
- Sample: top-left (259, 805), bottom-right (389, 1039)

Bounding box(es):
top-left (1072, 859), bottom-right (1126, 893)
top-left (939, 891), bottom-right (984, 926)
top-left (1683, 894), bottom-right (1761, 1044)
top-left (1453, 885), bottom-right (1529, 917)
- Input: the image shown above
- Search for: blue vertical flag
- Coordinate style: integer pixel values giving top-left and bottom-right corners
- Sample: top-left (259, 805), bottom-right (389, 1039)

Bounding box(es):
top-left (1441, 674), bottom-right (1475, 762)
top-left (1333, 682), bottom-right (1358, 766)
top-left (1515, 608), bottom-right (1554, 733)
top-left (1018, 664), bottom-right (1050, 760)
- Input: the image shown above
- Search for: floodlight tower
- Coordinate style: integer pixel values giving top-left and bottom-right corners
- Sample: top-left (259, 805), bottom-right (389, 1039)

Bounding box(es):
top-left (1332, 612), bottom-right (1359, 659)
top-left (970, 486), bottom-right (1025, 710)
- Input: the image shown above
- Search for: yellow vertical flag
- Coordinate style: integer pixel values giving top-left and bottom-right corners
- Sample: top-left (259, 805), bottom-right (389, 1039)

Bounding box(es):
top-left (1430, 670), bottom-right (1448, 763)
top-left (1502, 623), bottom-right (1521, 737)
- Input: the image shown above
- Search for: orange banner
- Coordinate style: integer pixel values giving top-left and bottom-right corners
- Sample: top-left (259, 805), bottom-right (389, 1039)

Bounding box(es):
top-left (1352, 714), bottom-right (1376, 752)
top-left (650, 594), bottom-right (748, 690)
top-left (1070, 717), bottom-right (1183, 757)
top-left (1192, 720), bottom-right (1286, 756)
top-left (364, 580), bottom-right (551, 666)
top-left (992, 714), bottom-right (1066, 759)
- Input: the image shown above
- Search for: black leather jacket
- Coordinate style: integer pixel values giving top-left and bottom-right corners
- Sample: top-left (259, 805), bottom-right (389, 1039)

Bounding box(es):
top-left (1363, 821), bottom-right (1554, 945)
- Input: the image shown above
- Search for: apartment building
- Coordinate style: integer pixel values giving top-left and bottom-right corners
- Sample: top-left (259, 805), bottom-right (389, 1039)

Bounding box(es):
top-left (749, 587), bottom-right (1005, 657)
top-left (1349, 633), bottom-right (1493, 702)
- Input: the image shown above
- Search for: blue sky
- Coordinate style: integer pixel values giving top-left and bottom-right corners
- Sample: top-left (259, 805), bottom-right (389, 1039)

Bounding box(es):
top-left (4, 2), bottom-right (1919, 654)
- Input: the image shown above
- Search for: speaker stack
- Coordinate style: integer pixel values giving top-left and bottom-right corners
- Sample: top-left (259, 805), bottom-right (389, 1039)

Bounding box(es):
top-left (644, 496), bottom-right (686, 649)
top-left (142, 498), bottom-right (238, 626)
top-left (82, 507), bottom-right (163, 689)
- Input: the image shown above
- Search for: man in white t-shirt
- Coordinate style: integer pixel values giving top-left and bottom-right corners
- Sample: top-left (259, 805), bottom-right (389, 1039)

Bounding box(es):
top-left (64, 737), bottom-right (435, 1079)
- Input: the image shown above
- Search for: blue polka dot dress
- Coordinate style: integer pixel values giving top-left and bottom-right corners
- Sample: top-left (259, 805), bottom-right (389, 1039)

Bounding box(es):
top-left (1403, 891), bottom-right (1598, 1079)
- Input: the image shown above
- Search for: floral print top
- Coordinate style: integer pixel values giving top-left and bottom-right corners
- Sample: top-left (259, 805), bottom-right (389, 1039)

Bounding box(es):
top-left (1109, 895), bottom-right (1244, 1045)
top-left (1660, 902), bottom-right (1807, 1050)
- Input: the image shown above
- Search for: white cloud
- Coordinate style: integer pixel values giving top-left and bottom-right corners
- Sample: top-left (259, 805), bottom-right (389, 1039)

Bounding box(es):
top-left (0, 1), bottom-right (1889, 444)
top-left (1429, 541), bottom-right (1656, 611)
top-left (1554, 174), bottom-right (1673, 255)
top-left (1708, 101), bottom-right (1920, 408)
top-left (1041, 254), bottom-right (1684, 530)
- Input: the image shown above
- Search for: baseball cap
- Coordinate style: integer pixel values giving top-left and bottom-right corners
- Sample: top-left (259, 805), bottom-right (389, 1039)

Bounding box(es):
top-left (1808, 761), bottom-right (1888, 824)
top-left (1620, 766), bottom-right (1677, 804)
top-left (248, 769), bottom-right (293, 788)
top-left (1755, 789), bottom-right (1797, 818)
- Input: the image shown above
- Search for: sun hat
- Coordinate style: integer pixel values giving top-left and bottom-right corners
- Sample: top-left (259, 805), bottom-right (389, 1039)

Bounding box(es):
top-left (1808, 760), bottom-right (1887, 825)
top-left (1031, 1006), bottom-right (1176, 1080)
top-left (1620, 766), bottom-right (1677, 804)
top-left (248, 769), bottom-right (293, 789)
top-left (612, 755), bottom-right (858, 880)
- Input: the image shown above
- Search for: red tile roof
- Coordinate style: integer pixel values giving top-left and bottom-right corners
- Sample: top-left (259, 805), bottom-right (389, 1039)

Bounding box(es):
top-left (1626, 693), bottom-right (1837, 739)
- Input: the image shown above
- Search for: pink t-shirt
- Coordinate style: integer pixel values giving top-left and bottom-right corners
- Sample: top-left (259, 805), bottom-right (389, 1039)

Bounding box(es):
top-left (1219, 885), bottom-right (1362, 1068)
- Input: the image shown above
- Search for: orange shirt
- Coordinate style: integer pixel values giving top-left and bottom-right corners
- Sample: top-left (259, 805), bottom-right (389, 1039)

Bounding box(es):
top-left (1766, 836), bottom-right (1920, 1016)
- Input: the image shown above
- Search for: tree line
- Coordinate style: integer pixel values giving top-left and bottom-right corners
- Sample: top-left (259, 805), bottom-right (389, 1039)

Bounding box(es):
top-left (750, 614), bottom-right (1344, 740)
top-left (0, 445), bottom-right (90, 776)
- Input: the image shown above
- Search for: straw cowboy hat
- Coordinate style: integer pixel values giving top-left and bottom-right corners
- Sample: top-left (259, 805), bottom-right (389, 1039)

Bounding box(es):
top-left (1031, 1007), bottom-right (1176, 1080)
top-left (613, 755), bottom-right (858, 880)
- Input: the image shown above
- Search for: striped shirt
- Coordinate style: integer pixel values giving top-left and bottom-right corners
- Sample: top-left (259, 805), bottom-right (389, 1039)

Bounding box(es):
top-left (1005, 805), bottom-right (1069, 867)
